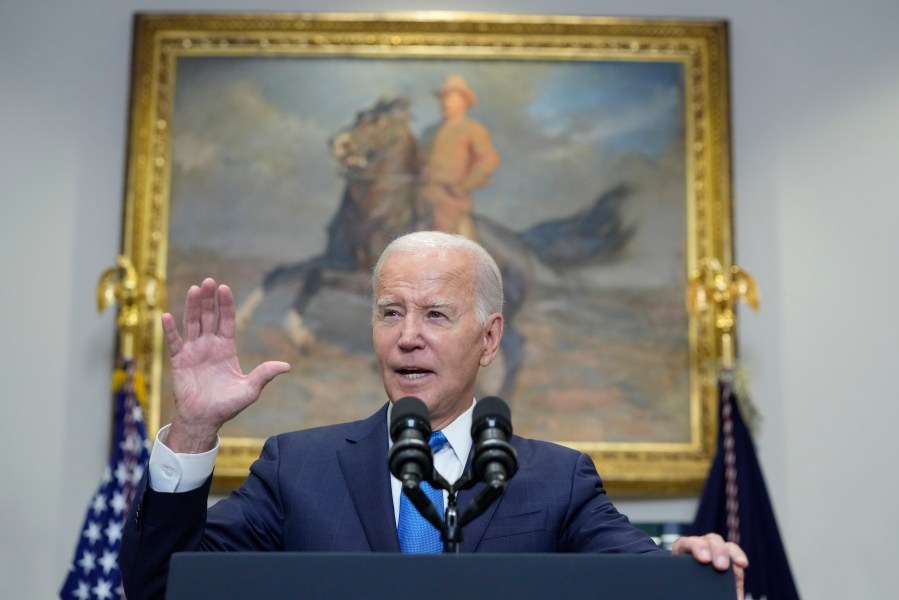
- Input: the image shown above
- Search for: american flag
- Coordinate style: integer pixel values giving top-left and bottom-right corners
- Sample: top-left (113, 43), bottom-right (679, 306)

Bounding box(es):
top-left (60, 361), bottom-right (150, 600)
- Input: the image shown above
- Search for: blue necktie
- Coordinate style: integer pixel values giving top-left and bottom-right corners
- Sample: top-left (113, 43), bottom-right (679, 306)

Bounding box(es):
top-left (397, 431), bottom-right (448, 554)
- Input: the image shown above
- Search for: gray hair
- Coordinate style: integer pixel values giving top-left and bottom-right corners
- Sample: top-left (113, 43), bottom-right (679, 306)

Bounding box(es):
top-left (371, 231), bottom-right (503, 325)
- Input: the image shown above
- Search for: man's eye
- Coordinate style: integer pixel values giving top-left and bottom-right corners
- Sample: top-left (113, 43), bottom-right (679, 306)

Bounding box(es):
top-left (427, 310), bottom-right (446, 319)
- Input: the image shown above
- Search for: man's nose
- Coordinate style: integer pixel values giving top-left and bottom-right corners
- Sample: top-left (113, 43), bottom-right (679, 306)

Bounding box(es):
top-left (397, 316), bottom-right (424, 348)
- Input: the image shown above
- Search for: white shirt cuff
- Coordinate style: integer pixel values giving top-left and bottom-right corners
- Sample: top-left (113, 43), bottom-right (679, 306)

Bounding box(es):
top-left (148, 424), bottom-right (219, 493)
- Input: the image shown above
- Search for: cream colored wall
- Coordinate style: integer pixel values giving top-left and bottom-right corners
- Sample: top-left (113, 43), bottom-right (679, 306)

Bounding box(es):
top-left (2, 1), bottom-right (898, 598)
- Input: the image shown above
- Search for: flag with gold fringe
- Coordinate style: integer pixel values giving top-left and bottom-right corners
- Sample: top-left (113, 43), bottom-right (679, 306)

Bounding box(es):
top-left (60, 361), bottom-right (150, 600)
top-left (690, 371), bottom-right (800, 600)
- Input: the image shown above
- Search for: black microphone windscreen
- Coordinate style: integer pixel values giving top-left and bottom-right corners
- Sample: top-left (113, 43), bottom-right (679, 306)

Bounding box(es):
top-left (390, 396), bottom-right (430, 439)
top-left (472, 396), bottom-right (512, 434)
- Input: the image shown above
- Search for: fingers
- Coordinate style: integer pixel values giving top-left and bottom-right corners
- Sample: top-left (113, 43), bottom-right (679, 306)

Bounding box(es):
top-left (182, 282), bottom-right (205, 341)
top-left (672, 533), bottom-right (749, 570)
top-left (161, 312), bottom-right (183, 356)
top-left (199, 278), bottom-right (217, 335)
top-left (708, 536), bottom-right (732, 570)
top-left (181, 278), bottom-right (227, 341)
top-left (217, 284), bottom-right (236, 339)
top-left (672, 533), bottom-right (750, 600)
top-left (248, 361), bottom-right (292, 393)
top-left (725, 540), bottom-right (750, 569)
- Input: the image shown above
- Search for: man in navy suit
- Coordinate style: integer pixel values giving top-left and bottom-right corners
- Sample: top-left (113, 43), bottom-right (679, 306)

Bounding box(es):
top-left (121, 231), bottom-right (747, 599)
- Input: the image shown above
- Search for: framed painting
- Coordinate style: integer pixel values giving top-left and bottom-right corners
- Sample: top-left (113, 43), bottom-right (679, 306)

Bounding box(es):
top-left (120, 12), bottom-right (734, 495)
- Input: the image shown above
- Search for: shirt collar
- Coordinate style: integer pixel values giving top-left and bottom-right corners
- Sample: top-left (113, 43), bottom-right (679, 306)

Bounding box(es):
top-left (439, 400), bottom-right (474, 466)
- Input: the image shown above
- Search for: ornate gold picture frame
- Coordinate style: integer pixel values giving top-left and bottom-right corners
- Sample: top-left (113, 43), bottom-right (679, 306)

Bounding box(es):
top-left (121, 12), bottom-right (734, 495)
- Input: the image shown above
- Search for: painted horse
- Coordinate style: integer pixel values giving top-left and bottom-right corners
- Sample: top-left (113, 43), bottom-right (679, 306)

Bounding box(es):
top-left (235, 95), bottom-right (633, 399)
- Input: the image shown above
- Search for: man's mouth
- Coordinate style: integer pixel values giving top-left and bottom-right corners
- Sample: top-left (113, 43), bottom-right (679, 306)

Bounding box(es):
top-left (397, 368), bottom-right (431, 380)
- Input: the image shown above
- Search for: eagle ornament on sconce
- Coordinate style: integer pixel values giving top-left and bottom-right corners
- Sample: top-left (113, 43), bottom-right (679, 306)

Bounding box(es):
top-left (96, 255), bottom-right (165, 360)
top-left (686, 257), bottom-right (759, 371)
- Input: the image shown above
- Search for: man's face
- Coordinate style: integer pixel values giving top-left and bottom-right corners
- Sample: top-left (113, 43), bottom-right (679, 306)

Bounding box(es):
top-left (440, 90), bottom-right (468, 119)
top-left (373, 248), bottom-right (502, 430)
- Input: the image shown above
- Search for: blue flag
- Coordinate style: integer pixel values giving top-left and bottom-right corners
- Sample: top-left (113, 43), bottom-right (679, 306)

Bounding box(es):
top-left (690, 374), bottom-right (800, 599)
top-left (60, 362), bottom-right (150, 600)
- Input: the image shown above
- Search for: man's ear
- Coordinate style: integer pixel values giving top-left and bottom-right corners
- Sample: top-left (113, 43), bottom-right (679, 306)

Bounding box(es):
top-left (479, 313), bottom-right (504, 367)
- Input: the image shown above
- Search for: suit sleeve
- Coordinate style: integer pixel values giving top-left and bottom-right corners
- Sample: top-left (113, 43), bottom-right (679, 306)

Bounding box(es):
top-left (120, 473), bottom-right (213, 600)
top-left (560, 453), bottom-right (668, 554)
top-left (120, 435), bottom-right (287, 600)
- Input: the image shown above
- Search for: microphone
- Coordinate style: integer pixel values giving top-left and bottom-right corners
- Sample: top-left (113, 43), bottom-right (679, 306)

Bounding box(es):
top-left (470, 396), bottom-right (518, 488)
top-left (388, 396), bottom-right (445, 537)
top-left (388, 396), bottom-right (433, 486)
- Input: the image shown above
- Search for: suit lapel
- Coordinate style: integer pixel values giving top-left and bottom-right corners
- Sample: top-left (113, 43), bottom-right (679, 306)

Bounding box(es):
top-left (456, 449), bottom-right (505, 552)
top-left (337, 404), bottom-right (400, 552)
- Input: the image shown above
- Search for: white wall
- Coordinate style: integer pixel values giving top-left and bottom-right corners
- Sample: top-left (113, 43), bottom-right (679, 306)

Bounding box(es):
top-left (2, 1), bottom-right (898, 598)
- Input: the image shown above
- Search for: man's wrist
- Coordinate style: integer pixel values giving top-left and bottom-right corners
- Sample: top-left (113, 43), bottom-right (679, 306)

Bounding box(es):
top-left (150, 424), bottom-right (219, 493)
top-left (165, 422), bottom-right (219, 454)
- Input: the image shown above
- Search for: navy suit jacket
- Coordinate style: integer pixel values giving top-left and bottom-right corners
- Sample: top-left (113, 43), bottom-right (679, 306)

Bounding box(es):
top-left (121, 404), bottom-right (663, 599)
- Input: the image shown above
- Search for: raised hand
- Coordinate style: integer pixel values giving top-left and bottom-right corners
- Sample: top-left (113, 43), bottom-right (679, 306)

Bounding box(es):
top-left (162, 278), bottom-right (291, 453)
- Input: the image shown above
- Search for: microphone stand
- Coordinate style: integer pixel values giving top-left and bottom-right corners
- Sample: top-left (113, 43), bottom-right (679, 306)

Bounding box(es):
top-left (420, 470), bottom-right (509, 554)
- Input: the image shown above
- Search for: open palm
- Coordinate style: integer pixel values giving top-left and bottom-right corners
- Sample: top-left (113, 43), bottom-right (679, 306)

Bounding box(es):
top-left (163, 278), bottom-right (290, 453)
